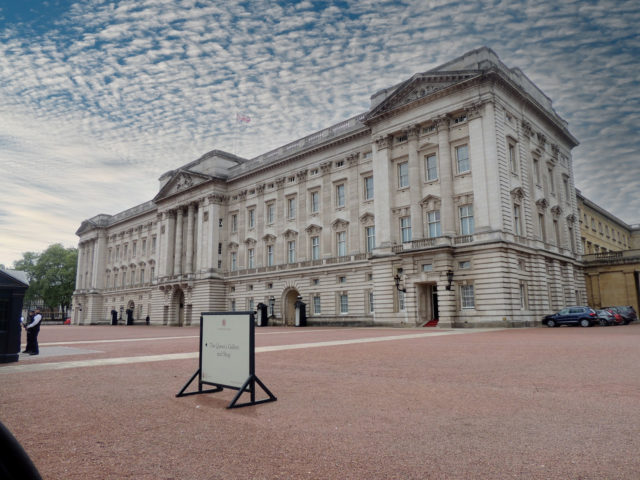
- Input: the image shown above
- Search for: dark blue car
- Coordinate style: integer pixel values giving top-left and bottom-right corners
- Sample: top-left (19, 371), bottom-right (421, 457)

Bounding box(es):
top-left (542, 306), bottom-right (598, 327)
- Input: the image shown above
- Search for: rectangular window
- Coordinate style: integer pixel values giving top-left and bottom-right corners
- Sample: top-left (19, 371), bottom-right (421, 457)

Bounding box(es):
top-left (398, 162), bottom-right (409, 188)
top-left (124, 244), bottom-right (128, 258)
top-left (248, 248), bottom-right (255, 268)
top-left (249, 298), bottom-right (255, 311)
top-left (150, 266), bottom-right (155, 280)
top-left (142, 239), bottom-right (147, 256)
top-left (313, 295), bottom-right (321, 314)
top-left (519, 283), bottom-right (527, 309)
top-left (398, 290), bottom-right (406, 311)
top-left (422, 263), bottom-right (433, 272)
top-left (266, 203), bottom-right (275, 224)
top-left (340, 294), bottom-right (349, 314)
top-left (231, 214), bottom-right (237, 233)
top-left (288, 240), bottom-right (296, 263)
top-left (401, 216), bottom-right (412, 243)
top-left (459, 260), bottom-right (471, 269)
top-left (336, 184), bottom-right (345, 208)
top-left (563, 177), bottom-right (570, 202)
top-left (427, 210), bottom-right (441, 238)
top-left (548, 168), bottom-right (555, 194)
top-left (539, 214), bottom-right (546, 242)
top-left (116, 245), bottom-right (120, 261)
top-left (310, 191), bottom-right (319, 213)
top-left (231, 252), bottom-right (237, 271)
top-left (267, 245), bottom-right (274, 266)
top-left (151, 236), bottom-right (157, 254)
top-left (461, 284), bottom-right (475, 309)
top-left (248, 209), bottom-right (255, 229)
top-left (513, 204), bottom-right (522, 236)
top-left (533, 158), bottom-right (540, 184)
top-left (140, 269), bottom-right (145, 284)
top-left (425, 154), bottom-right (438, 181)
top-left (337, 231), bottom-right (346, 257)
top-left (287, 197), bottom-right (296, 220)
top-left (456, 145), bottom-right (470, 173)
top-left (311, 236), bottom-right (320, 260)
top-left (369, 291), bottom-right (375, 313)
top-left (132, 241), bottom-right (137, 257)
top-left (218, 243), bottom-right (222, 254)
top-left (364, 176), bottom-right (374, 200)
top-left (554, 220), bottom-right (561, 246)
top-left (365, 226), bottom-right (375, 253)
top-left (231, 300), bottom-right (236, 312)
top-left (459, 205), bottom-right (474, 235)
top-left (508, 143), bottom-right (517, 173)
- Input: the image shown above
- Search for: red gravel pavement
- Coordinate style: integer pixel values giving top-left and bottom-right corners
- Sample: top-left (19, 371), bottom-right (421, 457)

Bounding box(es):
top-left (1, 324), bottom-right (639, 479)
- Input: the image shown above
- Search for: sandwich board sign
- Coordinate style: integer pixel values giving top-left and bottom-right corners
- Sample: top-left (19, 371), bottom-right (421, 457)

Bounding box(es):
top-left (176, 312), bottom-right (276, 408)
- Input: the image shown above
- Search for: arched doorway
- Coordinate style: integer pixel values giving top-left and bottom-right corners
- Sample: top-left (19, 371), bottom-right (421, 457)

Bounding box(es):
top-left (173, 289), bottom-right (185, 326)
top-left (283, 289), bottom-right (300, 326)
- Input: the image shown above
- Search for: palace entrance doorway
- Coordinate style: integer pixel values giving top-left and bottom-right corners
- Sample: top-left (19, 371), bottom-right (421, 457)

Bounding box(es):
top-left (283, 289), bottom-right (300, 326)
top-left (416, 283), bottom-right (439, 326)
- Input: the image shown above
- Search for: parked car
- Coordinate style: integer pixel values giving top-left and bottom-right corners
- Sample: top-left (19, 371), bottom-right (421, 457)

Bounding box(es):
top-left (596, 309), bottom-right (623, 326)
top-left (542, 306), bottom-right (598, 327)
top-left (602, 306), bottom-right (637, 325)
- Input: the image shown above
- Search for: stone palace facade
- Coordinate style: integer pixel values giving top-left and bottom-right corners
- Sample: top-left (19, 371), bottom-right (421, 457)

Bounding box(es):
top-left (72, 47), bottom-right (585, 328)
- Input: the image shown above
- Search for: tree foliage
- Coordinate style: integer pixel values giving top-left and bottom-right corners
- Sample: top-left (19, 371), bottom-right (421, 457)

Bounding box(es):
top-left (13, 244), bottom-right (78, 313)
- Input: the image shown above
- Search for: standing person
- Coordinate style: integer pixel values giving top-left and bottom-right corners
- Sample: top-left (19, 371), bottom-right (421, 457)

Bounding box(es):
top-left (24, 309), bottom-right (42, 355)
top-left (22, 311), bottom-right (34, 354)
top-left (111, 309), bottom-right (118, 326)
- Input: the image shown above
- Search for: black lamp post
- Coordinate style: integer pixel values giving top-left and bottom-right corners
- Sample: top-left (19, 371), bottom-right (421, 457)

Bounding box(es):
top-left (393, 274), bottom-right (406, 293)
top-left (446, 270), bottom-right (454, 290)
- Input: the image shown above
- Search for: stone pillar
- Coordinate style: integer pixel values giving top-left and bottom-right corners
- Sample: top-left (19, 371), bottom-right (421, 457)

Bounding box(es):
top-left (166, 211), bottom-right (176, 277)
top-left (347, 154), bottom-right (361, 253)
top-left (87, 241), bottom-right (95, 289)
top-left (174, 208), bottom-right (184, 275)
top-left (186, 203), bottom-right (195, 274)
top-left (207, 199), bottom-right (221, 271)
top-left (407, 126), bottom-right (424, 239)
top-left (75, 242), bottom-right (84, 290)
top-left (195, 199), bottom-right (205, 272)
top-left (468, 102), bottom-right (495, 232)
top-left (92, 231), bottom-right (107, 289)
top-left (372, 135), bottom-right (393, 248)
top-left (320, 162), bottom-right (333, 256)
top-left (436, 118), bottom-right (455, 236)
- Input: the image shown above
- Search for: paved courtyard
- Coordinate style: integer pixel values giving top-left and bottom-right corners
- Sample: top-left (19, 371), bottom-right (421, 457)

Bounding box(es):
top-left (1, 323), bottom-right (639, 479)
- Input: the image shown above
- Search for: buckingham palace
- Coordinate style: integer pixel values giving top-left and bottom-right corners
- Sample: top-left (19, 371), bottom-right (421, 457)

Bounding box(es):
top-left (72, 47), bottom-right (585, 328)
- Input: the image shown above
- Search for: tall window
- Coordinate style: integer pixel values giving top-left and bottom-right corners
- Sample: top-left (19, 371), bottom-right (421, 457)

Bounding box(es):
top-left (554, 220), bottom-right (561, 246)
top-left (461, 284), bottom-right (475, 309)
top-left (313, 295), bottom-right (321, 314)
top-left (513, 204), bottom-right (522, 235)
top-left (427, 211), bottom-right (441, 238)
top-left (231, 214), bottom-right (237, 233)
top-left (310, 191), bottom-right (319, 213)
top-left (337, 231), bottom-right (346, 257)
top-left (519, 283), bottom-right (527, 309)
top-left (369, 291), bottom-right (375, 313)
top-left (365, 226), bottom-right (375, 253)
top-left (459, 205), bottom-right (474, 235)
top-left (548, 168), bottom-right (555, 195)
top-left (267, 245), bottom-right (274, 266)
top-left (132, 241), bottom-right (137, 257)
top-left (266, 203), bottom-right (275, 224)
top-left (230, 252), bottom-right (237, 271)
top-left (398, 162), bottom-right (409, 188)
top-left (533, 158), bottom-right (541, 184)
top-left (336, 184), bottom-right (345, 208)
top-left (248, 209), bottom-right (255, 229)
top-left (398, 290), bottom-right (406, 311)
top-left (401, 216), bottom-right (412, 243)
top-left (248, 248), bottom-right (255, 268)
top-left (339, 294), bottom-right (349, 314)
top-left (142, 239), bottom-right (147, 256)
top-left (287, 197), bottom-right (296, 220)
top-left (311, 236), bottom-right (320, 260)
top-left (150, 266), bottom-right (155, 280)
top-left (151, 236), bottom-right (157, 253)
top-left (539, 213), bottom-right (546, 242)
top-left (425, 154), bottom-right (438, 181)
top-left (364, 176), bottom-right (374, 200)
top-left (508, 143), bottom-right (517, 173)
top-left (140, 268), bottom-right (145, 284)
top-left (456, 145), bottom-right (470, 173)
top-left (288, 240), bottom-right (296, 263)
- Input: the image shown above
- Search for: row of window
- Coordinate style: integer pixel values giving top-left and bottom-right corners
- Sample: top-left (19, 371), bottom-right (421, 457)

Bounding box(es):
top-left (579, 211), bottom-right (629, 247)
top-left (108, 236), bottom-right (157, 264)
top-left (105, 265), bottom-right (155, 289)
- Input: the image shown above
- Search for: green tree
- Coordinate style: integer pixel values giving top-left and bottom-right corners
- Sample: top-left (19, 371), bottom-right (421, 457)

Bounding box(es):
top-left (14, 245), bottom-right (78, 318)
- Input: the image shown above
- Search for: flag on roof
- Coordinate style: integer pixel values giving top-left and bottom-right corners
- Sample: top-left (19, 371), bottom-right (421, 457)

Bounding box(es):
top-left (236, 113), bottom-right (251, 123)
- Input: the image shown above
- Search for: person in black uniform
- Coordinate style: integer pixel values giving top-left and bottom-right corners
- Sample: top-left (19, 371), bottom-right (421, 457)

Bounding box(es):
top-left (111, 309), bottom-right (118, 325)
top-left (24, 309), bottom-right (42, 355)
top-left (126, 308), bottom-right (134, 325)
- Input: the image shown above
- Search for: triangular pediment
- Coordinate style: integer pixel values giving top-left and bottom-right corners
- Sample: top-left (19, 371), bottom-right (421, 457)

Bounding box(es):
top-left (367, 71), bottom-right (480, 120)
top-left (153, 170), bottom-right (212, 202)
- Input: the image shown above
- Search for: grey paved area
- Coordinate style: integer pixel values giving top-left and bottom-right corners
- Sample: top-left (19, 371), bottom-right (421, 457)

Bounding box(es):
top-left (1, 324), bottom-right (639, 479)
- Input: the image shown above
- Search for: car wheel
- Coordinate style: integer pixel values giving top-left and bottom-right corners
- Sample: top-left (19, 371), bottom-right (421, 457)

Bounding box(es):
top-left (579, 318), bottom-right (591, 328)
top-left (623, 320), bottom-right (630, 325)
top-left (599, 319), bottom-right (608, 326)
top-left (546, 319), bottom-right (556, 328)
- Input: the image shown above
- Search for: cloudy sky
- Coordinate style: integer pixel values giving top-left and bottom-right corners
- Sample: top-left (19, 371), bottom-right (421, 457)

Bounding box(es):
top-left (1, 0), bottom-right (638, 267)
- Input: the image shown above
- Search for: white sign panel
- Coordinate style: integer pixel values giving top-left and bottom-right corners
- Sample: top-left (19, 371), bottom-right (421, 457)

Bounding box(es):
top-left (201, 313), bottom-right (251, 388)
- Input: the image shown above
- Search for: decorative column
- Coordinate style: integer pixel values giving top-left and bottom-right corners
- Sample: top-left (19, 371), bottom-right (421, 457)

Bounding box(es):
top-left (407, 125), bottom-right (424, 239)
top-left (347, 154), bottom-right (361, 253)
top-left (372, 135), bottom-right (393, 248)
top-left (436, 117), bottom-right (455, 236)
top-left (75, 242), bottom-right (84, 290)
top-left (92, 230), bottom-right (107, 289)
top-left (166, 211), bottom-right (176, 277)
top-left (174, 207), bottom-right (184, 275)
top-left (320, 162), bottom-right (333, 256)
top-left (195, 198), bottom-right (205, 272)
top-left (186, 203), bottom-right (195, 274)
top-left (468, 101), bottom-right (495, 232)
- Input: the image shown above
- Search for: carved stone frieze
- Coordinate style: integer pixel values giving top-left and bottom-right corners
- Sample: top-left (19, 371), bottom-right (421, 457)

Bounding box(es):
top-left (296, 169), bottom-right (308, 181)
top-left (521, 120), bottom-right (533, 139)
top-left (420, 194), bottom-right (441, 211)
top-left (175, 173), bottom-right (194, 190)
top-left (275, 177), bottom-right (286, 189)
top-left (320, 161), bottom-right (332, 173)
top-left (331, 218), bottom-right (349, 231)
top-left (374, 135), bottom-right (392, 150)
top-left (359, 212), bottom-right (375, 225)
top-left (510, 187), bottom-right (525, 202)
top-left (551, 205), bottom-right (562, 218)
top-left (256, 183), bottom-right (266, 194)
top-left (305, 224), bottom-right (323, 235)
top-left (536, 198), bottom-right (549, 211)
top-left (566, 213), bottom-right (577, 224)
top-left (283, 229), bottom-right (298, 239)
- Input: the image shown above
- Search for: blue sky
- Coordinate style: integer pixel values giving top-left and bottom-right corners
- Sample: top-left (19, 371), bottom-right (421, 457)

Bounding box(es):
top-left (1, 0), bottom-right (639, 267)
